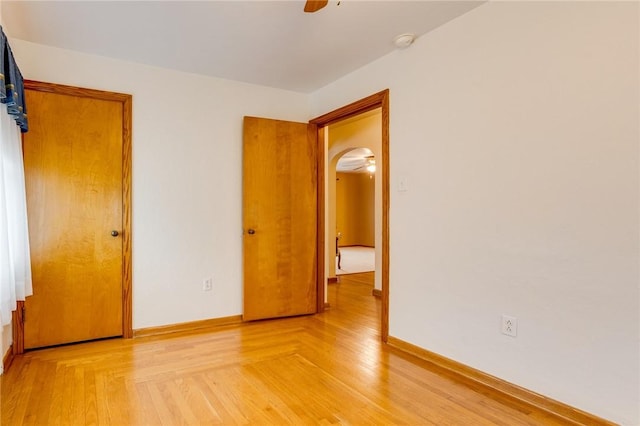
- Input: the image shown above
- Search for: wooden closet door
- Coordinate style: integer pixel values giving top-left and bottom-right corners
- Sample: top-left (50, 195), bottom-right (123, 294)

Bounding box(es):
top-left (23, 88), bottom-right (125, 349)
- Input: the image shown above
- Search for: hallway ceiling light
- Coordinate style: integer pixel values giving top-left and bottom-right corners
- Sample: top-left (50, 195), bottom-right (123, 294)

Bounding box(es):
top-left (336, 148), bottom-right (375, 173)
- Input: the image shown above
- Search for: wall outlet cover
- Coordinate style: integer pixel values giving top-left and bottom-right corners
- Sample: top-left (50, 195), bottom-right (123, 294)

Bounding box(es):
top-left (501, 314), bottom-right (517, 337)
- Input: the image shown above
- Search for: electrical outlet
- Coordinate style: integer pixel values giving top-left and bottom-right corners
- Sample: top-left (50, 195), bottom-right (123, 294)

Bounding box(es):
top-left (203, 277), bottom-right (213, 292)
top-left (501, 315), bottom-right (517, 337)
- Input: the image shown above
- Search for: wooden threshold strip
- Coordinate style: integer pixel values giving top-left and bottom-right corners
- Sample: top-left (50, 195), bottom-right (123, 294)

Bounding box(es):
top-left (387, 336), bottom-right (615, 426)
top-left (133, 315), bottom-right (243, 338)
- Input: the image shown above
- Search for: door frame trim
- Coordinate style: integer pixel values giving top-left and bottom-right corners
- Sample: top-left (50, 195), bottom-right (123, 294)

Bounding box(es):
top-left (310, 89), bottom-right (390, 342)
top-left (14, 80), bottom-right (133, 354)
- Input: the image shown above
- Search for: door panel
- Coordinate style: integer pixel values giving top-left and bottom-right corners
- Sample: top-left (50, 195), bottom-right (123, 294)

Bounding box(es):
top-left (243, 117), bottom-right (317, 321)
top-left (23, 89), bottom-right (124, 349)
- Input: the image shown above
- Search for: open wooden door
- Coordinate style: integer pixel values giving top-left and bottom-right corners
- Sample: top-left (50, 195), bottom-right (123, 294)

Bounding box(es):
top-left (243, 117), bottom-right (317, 321)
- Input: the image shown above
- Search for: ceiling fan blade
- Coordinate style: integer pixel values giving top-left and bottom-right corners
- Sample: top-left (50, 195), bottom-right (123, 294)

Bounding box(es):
top-left (304, 0), bottom-right (328, 13)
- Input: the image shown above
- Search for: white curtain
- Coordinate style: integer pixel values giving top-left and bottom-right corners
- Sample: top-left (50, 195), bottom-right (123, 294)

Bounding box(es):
top-left (0, 103), bottom-right (32, 326)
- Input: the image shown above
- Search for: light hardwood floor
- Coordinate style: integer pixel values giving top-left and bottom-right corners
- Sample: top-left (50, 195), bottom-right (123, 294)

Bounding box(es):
top-left (2, 273), bottom-right (576, 425)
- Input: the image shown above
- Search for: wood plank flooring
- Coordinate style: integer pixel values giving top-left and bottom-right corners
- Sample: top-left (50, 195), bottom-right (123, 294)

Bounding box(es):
top-left (1, 273), bottom-right (576, 425)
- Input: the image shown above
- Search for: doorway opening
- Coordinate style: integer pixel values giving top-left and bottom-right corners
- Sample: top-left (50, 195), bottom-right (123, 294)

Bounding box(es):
top-left (331, 128), bottom-right (379, 281)
top-left (310, 89), bottom-right (389, 342)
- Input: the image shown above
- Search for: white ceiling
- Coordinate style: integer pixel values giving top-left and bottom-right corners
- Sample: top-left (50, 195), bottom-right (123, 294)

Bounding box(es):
top-left (1, 0), bottom-right (483, 93)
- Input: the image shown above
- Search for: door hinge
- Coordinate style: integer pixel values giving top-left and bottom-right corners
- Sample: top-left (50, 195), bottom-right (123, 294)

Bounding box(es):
top-left (22, 306), bottom-right (25, 323)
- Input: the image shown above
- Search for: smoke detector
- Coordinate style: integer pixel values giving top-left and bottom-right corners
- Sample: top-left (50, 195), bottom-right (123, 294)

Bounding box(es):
top-left (394, 33), bottom-right (416, 49)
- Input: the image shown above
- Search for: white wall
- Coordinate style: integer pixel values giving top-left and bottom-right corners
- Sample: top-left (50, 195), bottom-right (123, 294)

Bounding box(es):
top-left (312, 2), bottom-right (639, 425)
top-left (9, 39), bottom-right (310, 330)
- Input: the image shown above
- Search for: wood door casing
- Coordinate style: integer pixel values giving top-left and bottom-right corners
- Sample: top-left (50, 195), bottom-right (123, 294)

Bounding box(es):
top-left (310, 89), bottom-right (390, 341)
top-left (22, 82), bottom-right (132, 349)
top-left (243, 117), bottom-right (317, 321)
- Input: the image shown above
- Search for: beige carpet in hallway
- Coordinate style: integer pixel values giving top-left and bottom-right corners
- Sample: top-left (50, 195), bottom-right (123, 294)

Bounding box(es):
top-left (336, 245), bottom-right (375, 275)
